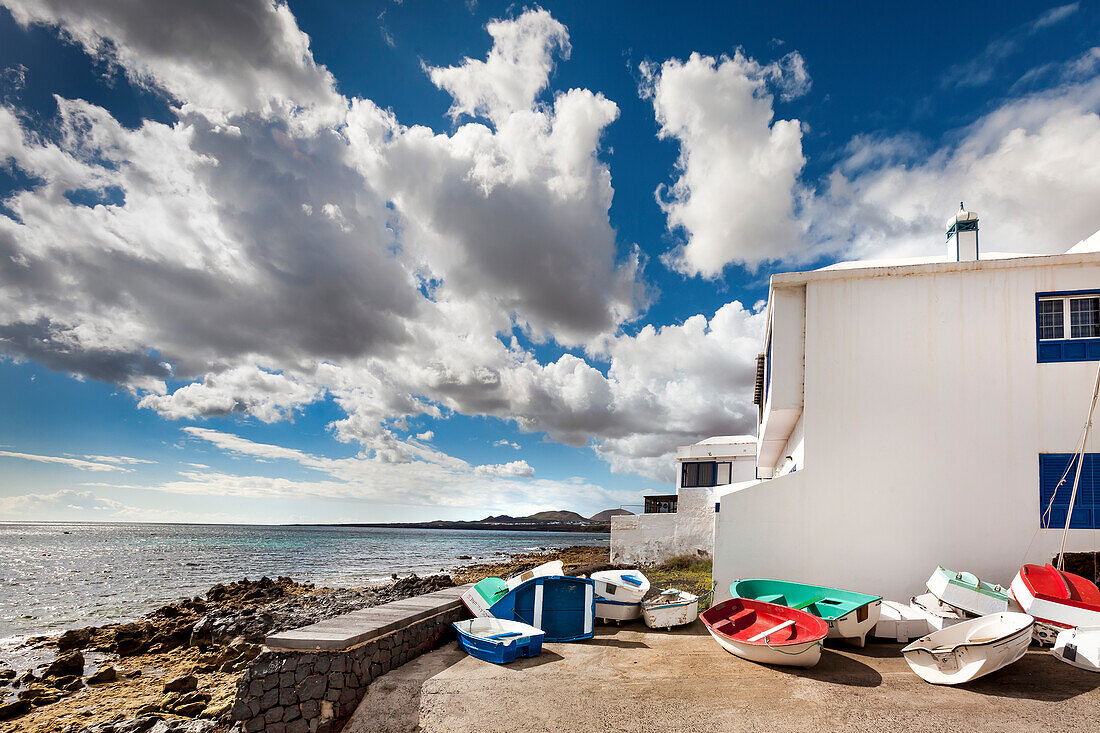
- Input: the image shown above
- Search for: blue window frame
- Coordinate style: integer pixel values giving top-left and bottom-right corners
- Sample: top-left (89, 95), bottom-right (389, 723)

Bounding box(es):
top-left (1036, 290), bottom-right (1100, 363)
top-left (1039, 453), bottom-right (1100, 529)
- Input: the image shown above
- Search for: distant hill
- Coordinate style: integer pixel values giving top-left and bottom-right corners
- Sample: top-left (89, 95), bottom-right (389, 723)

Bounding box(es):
top-left (589, 508), bottom-right (633, 522)
top-left (525, 510), bottom-right (590, 523)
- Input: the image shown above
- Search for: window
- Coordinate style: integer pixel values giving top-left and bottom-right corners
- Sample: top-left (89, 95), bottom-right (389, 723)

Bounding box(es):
top-left (1040, 453), bottom-right (1100, 529)
top-left (1071, 298), bottom-right (1100, 338)
top-left (1038, 299), bottom-right (1064, 340)
top-left (1036, 291), bottom-right (1100, 363)
top-left (644, 495), bottom-right (678, 514)
top-left (682, 461), bottom-right (717, 488)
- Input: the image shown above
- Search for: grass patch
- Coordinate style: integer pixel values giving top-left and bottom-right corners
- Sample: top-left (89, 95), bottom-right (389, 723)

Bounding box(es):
top-left (643, 555), bottom-right (714, 609)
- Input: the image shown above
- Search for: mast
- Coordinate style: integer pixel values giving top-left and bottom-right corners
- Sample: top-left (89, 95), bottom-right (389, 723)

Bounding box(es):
top-left (1058, 359), bottom-right (1100, 570)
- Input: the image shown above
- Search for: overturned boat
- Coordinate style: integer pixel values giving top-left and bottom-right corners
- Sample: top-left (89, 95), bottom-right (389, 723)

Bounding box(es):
top-left (461, 577), bottom-right (508, 618)
top-left (642, 588), bottom-right (701, 630)
top-left (901, 612), bottom-right (1033, 685)
top-left (872, 600), bottom-right (935, 643)
top-left (490, 575), bottom-right (595, 642)
top-left (453, 618), bottom-right (545, 664)
top-left (1011, 563), bottom-right (1100, 644)
top-left (591, 569), bottom-right (650, 604)
top-left (506, 560), bottom-right (565, 590)
top-left (1051, 625), bottom-right (1100, 673)
top-left (701, 597), bottom-right (827, 668)
top-left (926, 567), bottom-right (1011, 616)
top-left (730, 579), bottom-right (882, 647)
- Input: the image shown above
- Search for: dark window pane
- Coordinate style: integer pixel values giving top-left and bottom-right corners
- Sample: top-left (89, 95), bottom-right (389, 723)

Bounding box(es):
top-left (1071, 297), bottom-right (1100, 339)
top-left (698, 462), bottom-right (715, 487)
top-left (1039, 299), bottom-right (1064, 340)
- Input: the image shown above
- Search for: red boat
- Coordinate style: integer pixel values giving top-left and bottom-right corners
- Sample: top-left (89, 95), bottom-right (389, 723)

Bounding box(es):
top-left (1010, 564), bottom-right (1100, 643)
top-left (701, 597), bottom-right (828, 667)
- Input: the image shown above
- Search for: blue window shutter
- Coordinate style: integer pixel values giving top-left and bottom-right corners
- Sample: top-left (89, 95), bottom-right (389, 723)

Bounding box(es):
top-left (1039, 453), bottom-right (1098, 529)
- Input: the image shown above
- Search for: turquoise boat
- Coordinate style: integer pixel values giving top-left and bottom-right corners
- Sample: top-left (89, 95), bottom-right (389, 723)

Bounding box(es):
top-left (730, 579), bottom-right (883, 647)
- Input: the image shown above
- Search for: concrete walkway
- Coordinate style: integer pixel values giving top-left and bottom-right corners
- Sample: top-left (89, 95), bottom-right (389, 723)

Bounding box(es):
top-left (346, 622), bottom-right (1100, 732)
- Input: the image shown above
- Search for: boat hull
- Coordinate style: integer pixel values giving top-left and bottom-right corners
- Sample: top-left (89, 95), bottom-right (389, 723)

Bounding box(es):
top-left (701, 598), bottom-right (828, 668)
top-left (1051, 626), bottom-right (1100, 673)
top-left (505, 560), bottom-right (565, 590)
top-left (642, 591), bottom-right (700, 629)
top-left (730, 579), bottom-right (882, 647)
top-left (590, 570), bottom-right (650, 605)
top-left (872, 600), bottom-right (933, 643)
top-left (461, 577), bottom-right (508, 618)
top-left (489, 576), bottom-right (596, 642)
top-left (705, 625), bottom-right (822, 667)
top-left (910, 593), bottom-right (969, 632)
top-left (901, 612), bottom-right (1034, 685)
top-left (925, 566), bottom-right (1011, 617)
top-left (594, 598), bottom-right (642, 623)
top-left (453, 618), bottom-right (545, 664)
top-left (1011, 565), bottom-right (1100, 644)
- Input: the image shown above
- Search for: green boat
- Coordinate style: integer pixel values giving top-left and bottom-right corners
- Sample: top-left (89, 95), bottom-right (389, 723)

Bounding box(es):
top-left (461, 577), bottom-right (509, 617)
top-left (730, 579), bottom-right (883, 647)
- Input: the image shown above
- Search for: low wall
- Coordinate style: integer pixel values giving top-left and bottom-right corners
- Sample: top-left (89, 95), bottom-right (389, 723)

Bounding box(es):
top-left (231, 584), bottom-right (471, 733)
top-left (611, 488), bottom-right (717, 565)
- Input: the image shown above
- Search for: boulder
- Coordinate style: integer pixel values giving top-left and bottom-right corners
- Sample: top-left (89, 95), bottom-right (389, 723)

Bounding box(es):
top-left (88, 665), bottom-right (118, 684)
top-left (163, 674), bottom-right (198, 693)
top-left (0, 699), bottom-right (31, 720)
top-left (45, 650), bottom-right (85, 678)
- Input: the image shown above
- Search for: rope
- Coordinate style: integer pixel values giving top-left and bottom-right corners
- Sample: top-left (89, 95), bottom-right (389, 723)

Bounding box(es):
top-left (763, 636), bottom-right (823, 656)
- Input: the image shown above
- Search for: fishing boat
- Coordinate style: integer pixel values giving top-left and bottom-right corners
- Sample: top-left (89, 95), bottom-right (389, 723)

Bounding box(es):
top-left (1011, 563), bottom-right (1100, 644)
top-left (730, 579), bottom-right (882, 647)
top-left (642, 588), bottom-right (700, 630)
top-left (452, 618), bottom-right (545, 664)
top-left (925, 567), bottom-right (1011, 616)
top-left (910, 593), bottom-right (969, 631)
top-left (590, 569), bottom-right (650, 604)
top-left (461, 577), bottom-right (508, 618)
top-left (701, 597), bottom-right (828, 667)
top-left (594, 597), bottom-right (642, 624)
top-left (900, 612), bottom-right (1033, 685)
top-left (1051, 625), bottom-right (1100, 673)
top-left (489, 575), bottom-right (595, 642)
top-left (505, 560), bottom-right (565, 590)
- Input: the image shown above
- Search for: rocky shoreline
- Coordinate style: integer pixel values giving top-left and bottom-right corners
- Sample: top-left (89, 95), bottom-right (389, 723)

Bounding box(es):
top-left (0, 545), bottom-right (608, 733)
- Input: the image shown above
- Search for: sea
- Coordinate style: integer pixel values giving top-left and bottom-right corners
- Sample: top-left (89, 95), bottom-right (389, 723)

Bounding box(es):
top-left (0, 522), bottom-right (606, 671)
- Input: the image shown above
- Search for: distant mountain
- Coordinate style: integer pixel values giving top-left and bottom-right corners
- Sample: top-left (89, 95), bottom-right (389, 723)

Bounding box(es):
top-left (480, 514), bottom-right (518, 523)
top-left (525, 510), bottom-right (590, 523)
top-left (589, 508), bottom-right (633, 522)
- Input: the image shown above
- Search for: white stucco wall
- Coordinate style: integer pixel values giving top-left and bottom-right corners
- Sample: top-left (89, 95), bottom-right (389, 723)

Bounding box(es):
top-left (715, 254), bottom-right (1100, 602)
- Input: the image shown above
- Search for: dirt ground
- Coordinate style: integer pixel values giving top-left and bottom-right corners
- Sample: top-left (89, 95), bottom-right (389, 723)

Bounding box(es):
top-left (346, 621), bottom-right (1100, 733)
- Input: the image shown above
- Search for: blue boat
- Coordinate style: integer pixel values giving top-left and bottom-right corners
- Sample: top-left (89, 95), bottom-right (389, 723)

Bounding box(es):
top-left (452, 618), bottom-right (545, 664)
top-left (490, 575), bottom-right (596, 642)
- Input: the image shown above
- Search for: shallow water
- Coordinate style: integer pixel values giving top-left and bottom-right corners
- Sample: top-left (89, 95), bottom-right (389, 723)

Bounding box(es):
top-left (0, 521), bottom-right (605, 669)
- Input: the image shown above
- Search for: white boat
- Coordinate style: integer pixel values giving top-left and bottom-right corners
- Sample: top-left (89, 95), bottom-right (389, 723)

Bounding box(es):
top-left (505, 560), bottom-right (565, 590)
top-left (925, 567), bottom-right (1011, 617)
top-left (872, 600), bottom-right (933, 643)
top-left (590, 569), bottom-right (650, 605)
top-left (594, 597), bottom-right (642, 624)
top-left (642, 589), bottom-right (700, 629)
top-left (901, 612), bottom-right (1034, 685)
top-left (910, 593), bottom-right (970, 631)
top-left (1051, 625), bottom-right (1100, 673)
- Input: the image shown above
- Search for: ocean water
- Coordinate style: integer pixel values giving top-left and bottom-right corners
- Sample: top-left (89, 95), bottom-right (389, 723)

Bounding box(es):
top-left (0, 522), bottom-right (606, 667)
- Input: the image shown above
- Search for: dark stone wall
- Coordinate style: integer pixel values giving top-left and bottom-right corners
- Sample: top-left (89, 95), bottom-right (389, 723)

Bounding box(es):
top-left (231, 606), bottom-right (467, 733)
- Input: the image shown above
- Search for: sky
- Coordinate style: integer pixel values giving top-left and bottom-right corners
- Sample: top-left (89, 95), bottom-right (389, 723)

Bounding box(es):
top-left (0, 1), bottom-right (1098, 524)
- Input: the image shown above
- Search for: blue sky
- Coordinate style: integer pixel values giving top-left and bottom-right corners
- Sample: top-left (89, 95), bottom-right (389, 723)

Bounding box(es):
top-left (0, 0), bottom-right (1098, 523)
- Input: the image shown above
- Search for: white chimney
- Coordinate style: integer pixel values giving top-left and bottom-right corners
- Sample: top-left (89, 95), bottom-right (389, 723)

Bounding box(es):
top-left (946, 203), bottom-right (979, 262)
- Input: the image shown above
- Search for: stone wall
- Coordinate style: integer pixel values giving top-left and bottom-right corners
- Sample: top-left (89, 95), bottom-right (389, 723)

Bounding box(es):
top-left (231, 603), bottom-right (467, 733)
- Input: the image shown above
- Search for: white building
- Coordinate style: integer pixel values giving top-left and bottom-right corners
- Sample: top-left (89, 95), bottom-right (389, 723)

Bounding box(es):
top-left (611, 435), bottom-right (756, 564)
top-left (714, 210), bottom-right (1100, 602)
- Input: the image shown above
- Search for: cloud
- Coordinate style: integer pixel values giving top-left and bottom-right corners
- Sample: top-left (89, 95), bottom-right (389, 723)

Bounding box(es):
top-left (0, 489), bottom-right (131, 519)
top-left (415, 430), bottom-right (434, 441)
top-left (475, 460), bottom-right (535, 478)
top-left (139, 366), bottom-right (322, 422)
top-left (426, 9), bottom-right (570, 124)
top-left (0, 449), bottom-right (126, 471)
top-left (942, 3), bottom-right (1080, 89)
top-left (642, 51), bottom-right (809, 276)
top-left (493, 439), bottom-right (520, 449)
top-left (80, 454), bottom-right (155, 465)
top-left (3, 0), bottom-right (344, 126)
